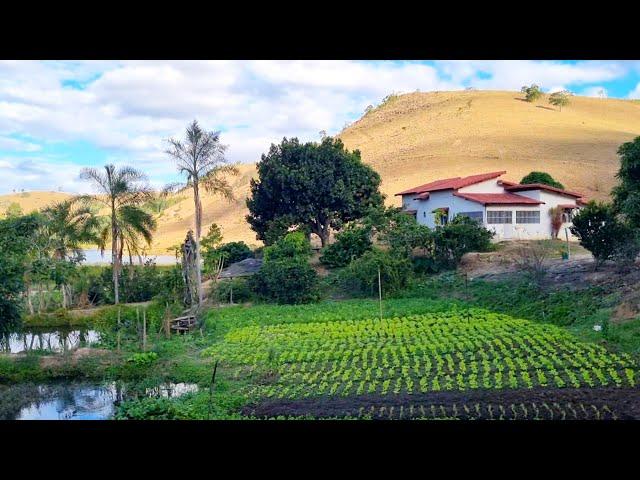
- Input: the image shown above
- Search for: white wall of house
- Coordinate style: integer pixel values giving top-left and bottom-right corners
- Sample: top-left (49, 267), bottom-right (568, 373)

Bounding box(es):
top-left (484, 204), bottom-right (544, 240)
top-left (458, 179), bottom-right (504, 194)
top-left (413, 190), bottom-right (484, 228)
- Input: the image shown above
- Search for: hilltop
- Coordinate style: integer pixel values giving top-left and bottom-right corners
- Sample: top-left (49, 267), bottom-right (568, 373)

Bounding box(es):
top-left (3, 90), bottom-right (640, 253)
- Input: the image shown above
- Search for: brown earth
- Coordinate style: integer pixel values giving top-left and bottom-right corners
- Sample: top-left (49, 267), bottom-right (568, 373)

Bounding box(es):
top-left (243, 388), bottom-right (640, 420)
top-left (4, 90), bottom-right (640, 253)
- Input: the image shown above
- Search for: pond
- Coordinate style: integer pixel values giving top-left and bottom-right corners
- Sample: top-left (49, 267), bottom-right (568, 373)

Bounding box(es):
top-left (7, 381), bottom-right (199, 420)
top-left (1, 327), bottom-right (101, 354)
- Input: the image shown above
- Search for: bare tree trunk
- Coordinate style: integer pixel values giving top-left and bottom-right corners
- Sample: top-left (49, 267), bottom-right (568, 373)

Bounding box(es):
top-left (61, 284), bottom-right (67, 309)
top-left (112, 202), bottom-right (119, 304)
top-left (193, 180), bottom-right (204, 308)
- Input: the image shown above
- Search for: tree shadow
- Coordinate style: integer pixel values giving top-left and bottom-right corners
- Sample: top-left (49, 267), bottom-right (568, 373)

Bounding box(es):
top-left (514, 98), bottom-right (529, 102)
top-left (536, 105), bottom-right (556, 111)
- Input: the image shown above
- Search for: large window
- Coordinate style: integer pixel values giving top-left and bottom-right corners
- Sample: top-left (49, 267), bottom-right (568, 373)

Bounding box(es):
top-left (487, 210), bottom-right (512, 224)
top-left (516, 210), bottom-right (540, 224)
top-left (457, 211), bottom-right (484, 223)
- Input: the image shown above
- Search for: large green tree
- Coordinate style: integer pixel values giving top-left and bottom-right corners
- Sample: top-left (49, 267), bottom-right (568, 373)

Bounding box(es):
top-left (80, 164), bottom-right (156, 304)
top-left (521, 84), bottom-right (543, 102)
top-left (613, 136), bottom-right (640, 228)
top-left (520, 171), bottom-right (565, 189)
top-left (0, 213), bottom-right (41, 333)
top-left (247, 137), bottom-right (384, 247)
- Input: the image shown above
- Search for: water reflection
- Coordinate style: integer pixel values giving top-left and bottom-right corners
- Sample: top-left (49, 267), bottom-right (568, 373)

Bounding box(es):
top-left (0, 329), bottom-right (100, 354)
top-left (15, 382), bottom-right (199, 420)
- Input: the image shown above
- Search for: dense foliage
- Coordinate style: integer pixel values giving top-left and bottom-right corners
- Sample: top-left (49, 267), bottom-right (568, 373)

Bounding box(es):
top-left (337, 248), bottom-right (413, 297)
top-left (246, 137), bottom-right (384, 246)
top-left (319, 225), bottom-right (372, 268)
top-left (0, 214), bottom-right (41, 332)
top-left (570, 201), bottom-right (638, 267)
top-left (430, 215), bottom-right (494, 270)
top-left (520, 171), bottom-right (565, 190)
top-left (612, 135), bottom-right (640, 229)
top-left (521, 84), bottom-right (543, 102)
top-left (249, 232), bottom-right (319, 304)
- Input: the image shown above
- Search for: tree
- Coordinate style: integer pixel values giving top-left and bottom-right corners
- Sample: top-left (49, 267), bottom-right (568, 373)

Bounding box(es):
top-left (549, 91), bottom-right (570, 111)
top-left (521, 84), bottom-right (543, 102)
top-left (165, 120), bottom-right (239, 308)
top-left (247, 137), bottom-right (384, 247)
top-left (520, 171), bottom-right (565, 190)
top-left (549, 206), bottom-right (564, 239)
top-left (0, 214), bottom-right (41, 333)
top-left (612, 136), bottom-right (640, 229)
top-left (570, 201), bottom-right (633, 269)
top-left (200, 223), bottom-right (223, 253)
top-left (4, 202), bottom-right (23, 218)
top-left (80, 164), bottom-right (155, 304)
top-left (39, 199), bottom-right (100, 308)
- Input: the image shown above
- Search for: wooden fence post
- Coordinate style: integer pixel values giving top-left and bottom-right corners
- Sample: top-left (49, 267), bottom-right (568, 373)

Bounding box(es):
top-left (142, 309), bottom-right (147, 352)
top-left (117, 307), bottom-right (121, 352)
top-left (378, 267), bottom-right (383, 320)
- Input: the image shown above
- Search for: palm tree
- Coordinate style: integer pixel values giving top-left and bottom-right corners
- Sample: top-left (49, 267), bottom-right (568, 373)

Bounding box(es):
top-left (80, 164), bottom-right (156, 304)
top-left (39, 199), bottom-right (101, 308)
top-left (165, 120), bottom-right (239, 307)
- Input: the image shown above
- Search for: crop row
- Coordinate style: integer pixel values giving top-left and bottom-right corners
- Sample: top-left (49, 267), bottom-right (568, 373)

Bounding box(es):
top-left (205, 310), bottom-right (638, 400)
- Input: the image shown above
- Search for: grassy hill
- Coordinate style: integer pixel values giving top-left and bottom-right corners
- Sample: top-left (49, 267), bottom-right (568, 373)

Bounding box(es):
top-left (3, 90), bottom-right (640, 253)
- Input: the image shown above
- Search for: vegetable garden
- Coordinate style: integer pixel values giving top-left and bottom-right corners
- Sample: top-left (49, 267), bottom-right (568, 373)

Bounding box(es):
top-left (204, 306), bottom-right (640, 419)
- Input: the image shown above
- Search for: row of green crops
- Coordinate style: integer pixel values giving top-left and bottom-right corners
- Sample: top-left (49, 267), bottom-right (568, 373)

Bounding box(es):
top-left (203, 309), bottom-right (639, 400)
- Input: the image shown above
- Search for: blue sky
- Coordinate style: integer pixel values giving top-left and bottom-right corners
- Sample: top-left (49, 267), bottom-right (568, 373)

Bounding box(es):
top-left (1, 60), bottom-right (639, 194)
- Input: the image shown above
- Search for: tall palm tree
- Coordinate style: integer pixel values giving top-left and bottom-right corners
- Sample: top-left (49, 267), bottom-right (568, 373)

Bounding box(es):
top-left (80, 164), bottom-right (156, 304)
top-left (165, 120), bottom-right (239, 307)
top-left (39, 198), bottom-right (101, 308)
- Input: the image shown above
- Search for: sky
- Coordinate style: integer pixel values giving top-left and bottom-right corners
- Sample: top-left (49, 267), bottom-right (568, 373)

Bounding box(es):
top-left (1, 60), bottom-right (640, 195)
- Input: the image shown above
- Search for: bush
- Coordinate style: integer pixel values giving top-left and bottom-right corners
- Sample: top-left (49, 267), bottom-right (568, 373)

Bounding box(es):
top-left (263, 231), bottom-right (311, 262)
top-left (204, 241), bottom-right (253, 275)
top-left (320, 225), bottom-right (372, 268)
top-left (570, 201), bottom-right (636, 268)
top-left (210, 278), bottom-right (255, 304)
top-left (248, 232), bottom-right (319, 304)
top-left (521, 171), bottom-right (565, 190)
top-left (249, 259), bottom-right (320, 304)
top-left (338, 248), bottom-right (412, 297)
top-left (431, 215), bottom-right (494, 270)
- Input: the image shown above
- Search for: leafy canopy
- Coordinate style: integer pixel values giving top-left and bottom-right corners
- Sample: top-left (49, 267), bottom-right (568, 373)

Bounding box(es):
top-left (521, 84), bottom-right (543, 102)
top-left (613, 136), bottom-right (640, 228)
top-left (520, 171), bottom-right (565, 190)
top-left (548, 91), bottom-right (571, 111)
top-left (246, 137), bottom-right (384, 246)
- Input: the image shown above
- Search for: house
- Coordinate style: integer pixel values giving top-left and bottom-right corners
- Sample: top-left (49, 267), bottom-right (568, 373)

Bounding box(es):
top-left (396, 171), bottom-right (586, 240)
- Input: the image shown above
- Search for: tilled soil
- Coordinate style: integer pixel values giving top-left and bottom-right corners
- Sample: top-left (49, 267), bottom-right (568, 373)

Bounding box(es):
top-left (243, 388), bottom-right (640, 420)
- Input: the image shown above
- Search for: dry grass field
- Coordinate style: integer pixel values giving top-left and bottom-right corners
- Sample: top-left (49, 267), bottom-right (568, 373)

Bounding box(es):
top-left (3, 90), bottom-right (640, 253)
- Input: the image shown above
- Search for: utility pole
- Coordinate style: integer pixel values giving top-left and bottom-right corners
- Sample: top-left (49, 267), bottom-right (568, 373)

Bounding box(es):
top-left (378, 267), bottom-right (383, 320)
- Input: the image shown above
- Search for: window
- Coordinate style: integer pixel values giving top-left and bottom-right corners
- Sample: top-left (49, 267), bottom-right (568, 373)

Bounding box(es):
top-left (487, 210), bottom-right (512, 224)
top-left (516, 210), bottom-right (540, 224)
top-left (457, 211), bottom-right (483, 223)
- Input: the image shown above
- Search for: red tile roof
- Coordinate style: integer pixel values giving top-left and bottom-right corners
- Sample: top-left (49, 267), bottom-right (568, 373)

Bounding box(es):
top-left (453, 192), bottom-right (544, 205)
top-left (558, 203), bottom-right (580, 209)
top-left (395, 171), bottom-right (506, 196)
top-left (503, 183), bottom-right (583, 198)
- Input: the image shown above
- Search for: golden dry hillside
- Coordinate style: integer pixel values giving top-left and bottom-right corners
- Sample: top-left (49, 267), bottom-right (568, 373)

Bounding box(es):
top-left (340, 90), bottom-right (640, 205)
top-left (0, 191), bottom-right (72, 215)
top-left (3, 90), bottom-right (640, 254)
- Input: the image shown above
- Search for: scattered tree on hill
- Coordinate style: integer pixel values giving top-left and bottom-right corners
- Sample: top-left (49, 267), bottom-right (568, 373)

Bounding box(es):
top-left (549, 91), bottom-right (571, 111)
top-left (247, 137), bottom-right (384, 247)
top-left (80, 164), bottom-right (156, 304)
top-left (520, 171), bottom-right (565, 190)
top-left (520, 84), bottom-right (543, 102)
top-left (612, 136), bottom-right (640, 229)
top-left (165, 120), bottom-right (240, 308)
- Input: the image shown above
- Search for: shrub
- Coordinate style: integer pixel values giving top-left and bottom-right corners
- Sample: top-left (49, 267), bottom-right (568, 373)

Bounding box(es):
top-left (520, 171), bottom-right (565, 190)
top-left (249, 259), bottom-right (320, 304)
top-left (210, 278), bottom-right (255, 304)
top-left (204, 241), bottom-right (253, 274)
top-left (338, 248), bottom-right (412, 297)
top-left (320, 225), bottom-right (372, 268)
top-left (570, 201), bottom-right (633, 268)
top-left (263, 231), bottom-right (311, 262)
top-left (432, 215), bottom-right (494, 270)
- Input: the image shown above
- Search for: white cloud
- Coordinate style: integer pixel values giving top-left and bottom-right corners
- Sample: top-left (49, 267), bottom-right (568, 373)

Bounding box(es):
top-left (628, 83), bottom-right (640, 99)
top-left (0, 156), bottom-right (91, 194)
top-left (582, 86), bottom-right (608, 98)
top-left (0, 60), bottom-right (634, 194)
